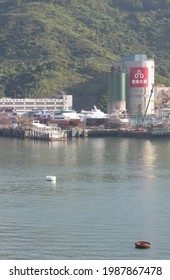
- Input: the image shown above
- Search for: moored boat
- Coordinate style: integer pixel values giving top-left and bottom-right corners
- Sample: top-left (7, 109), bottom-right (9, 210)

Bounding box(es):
top-left (30, 121), bottom-right (67, 141)
top-left (147, 119), bottom-right (170, 138)
top-left (105, 109), bottom-right (130, 129)
top-left (80, 105), bottom-right (108, 126)
top-left (135, 241), bottom-right (151, 249)
top-left (49, 108), bottom-right (81, 127)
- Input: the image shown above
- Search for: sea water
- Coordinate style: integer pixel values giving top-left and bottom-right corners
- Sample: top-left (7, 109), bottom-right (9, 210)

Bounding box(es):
top-left (0, 136), bottom-right (170, 260)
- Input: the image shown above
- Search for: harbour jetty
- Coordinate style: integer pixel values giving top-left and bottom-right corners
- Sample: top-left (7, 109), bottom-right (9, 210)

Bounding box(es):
top-left (0, 124), bottom-right (67, 141)
top-left (0, 104), bottom-right (170, 140)
top-left (86, 127), bottom-right (170, 138)
top-left (1, 125), bottom-right (170, 140)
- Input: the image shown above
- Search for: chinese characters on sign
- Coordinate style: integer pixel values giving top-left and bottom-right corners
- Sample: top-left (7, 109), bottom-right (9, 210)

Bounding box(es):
top-left (130, 67), bottom-right (148, 87)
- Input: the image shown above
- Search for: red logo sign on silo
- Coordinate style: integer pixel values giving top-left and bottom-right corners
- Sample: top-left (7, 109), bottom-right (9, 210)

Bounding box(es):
top-left (130, 67), bottom-right (148, 87)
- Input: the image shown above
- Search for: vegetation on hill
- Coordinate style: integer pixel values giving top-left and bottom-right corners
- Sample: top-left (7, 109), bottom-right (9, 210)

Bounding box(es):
top-left (0, 0), bottom-right (169, 110)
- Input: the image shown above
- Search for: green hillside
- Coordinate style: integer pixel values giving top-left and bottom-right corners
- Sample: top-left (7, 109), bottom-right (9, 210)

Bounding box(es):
top-left (0, 0), bottom-right (169, 110)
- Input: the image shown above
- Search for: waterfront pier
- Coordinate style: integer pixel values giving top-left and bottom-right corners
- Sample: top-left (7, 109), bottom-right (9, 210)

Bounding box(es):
top-left (1, 125), bottom-right (170, 141)
top-left (0, 125), bottom-right (124, 140)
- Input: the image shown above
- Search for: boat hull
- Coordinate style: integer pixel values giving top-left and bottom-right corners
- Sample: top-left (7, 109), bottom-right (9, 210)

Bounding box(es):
top-left (105, 119), bottom-right (130, 129)
top-left (48, 136), bottom-right (67, 141)
top-left (30, 121), bottom-right (67, 141)
top-left (135, 241), bottom-right (151, 249)
top-left (85, 118), bottom-right (108, 126)
top-left (124, 129), bottom-right (170, 139)
top-left (48, 119), bottom-right (81, 127)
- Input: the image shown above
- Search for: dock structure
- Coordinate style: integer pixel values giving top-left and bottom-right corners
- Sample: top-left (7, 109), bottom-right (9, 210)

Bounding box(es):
top-left (0, 126), bottom-right (123, 140)
top-left (1, 126), bottom-right (170, 140)
top-left (0, 125), bottom-right (88, 141)
top-left (86, 128), bottom-right (125, 137)
top-left (0, 126), bottom-right (25, 139)
top-left (0, 126), bottom-right (56, 141)
top-left (0, 126), bottom-right (125, 140)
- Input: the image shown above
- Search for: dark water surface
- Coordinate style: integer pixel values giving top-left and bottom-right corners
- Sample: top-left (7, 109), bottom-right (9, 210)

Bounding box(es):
top-left (0, 137), bottom-right (170, 260)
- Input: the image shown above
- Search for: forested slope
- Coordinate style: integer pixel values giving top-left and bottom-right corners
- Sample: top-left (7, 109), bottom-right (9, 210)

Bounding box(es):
top-left (0, 0), bottom-right (169, 110)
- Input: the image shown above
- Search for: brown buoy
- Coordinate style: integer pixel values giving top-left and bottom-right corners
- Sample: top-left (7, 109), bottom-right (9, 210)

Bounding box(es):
top-left (135, 241), bottom-right (151, 249)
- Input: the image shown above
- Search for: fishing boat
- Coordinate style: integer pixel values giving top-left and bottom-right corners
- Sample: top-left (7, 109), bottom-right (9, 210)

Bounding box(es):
top-left (80, 105), bottom-right (108, 126)
top-left (126, 86), bottom-right (170, 138)
top-left (146, 107), bottom-right (170, 137)
top-left (124, 121), bottom-right (170, 138)
top-left (147, 121), bottom-right (170, 138)
top-left (105, 109), bottom-right (130, 129)
top-left (135, 241), bottom-right (151, 249)
top-left (31, 121), bottom-right (67, 141)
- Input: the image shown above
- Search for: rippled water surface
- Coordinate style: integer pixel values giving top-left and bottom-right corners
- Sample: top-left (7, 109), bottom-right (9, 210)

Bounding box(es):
top-left (0, 137), bottom-right (170, 260)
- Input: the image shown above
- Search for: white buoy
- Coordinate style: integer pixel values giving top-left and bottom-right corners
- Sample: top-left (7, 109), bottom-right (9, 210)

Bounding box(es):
top-left (46, 175), bottom-right (56, 182)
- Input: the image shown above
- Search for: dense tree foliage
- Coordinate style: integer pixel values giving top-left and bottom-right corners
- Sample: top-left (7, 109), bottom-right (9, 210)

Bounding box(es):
top-left (1, 0), bottom-right (169, 10)
top-left (0, 0), bottom-right (169, 109)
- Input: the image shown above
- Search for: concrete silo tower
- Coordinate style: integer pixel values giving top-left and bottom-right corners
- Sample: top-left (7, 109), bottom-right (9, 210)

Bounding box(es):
top-left (107, 65), bottom-right (126, 114)
top-left (120, 54), bottom-right (155, 116)
top-left (107, 54), bottom-right (155, 116)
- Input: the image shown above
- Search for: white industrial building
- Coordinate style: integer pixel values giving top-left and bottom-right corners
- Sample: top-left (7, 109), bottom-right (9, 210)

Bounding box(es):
top-left (0, 94), bottom-right (72, 114)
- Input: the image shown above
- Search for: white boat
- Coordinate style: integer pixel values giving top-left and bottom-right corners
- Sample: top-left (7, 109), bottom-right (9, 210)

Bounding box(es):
top-left (105, 109), bottom-right (130, 129)
top-left (50, 108), bottom-right (81, 126)
top-left (80, 105), bottom-right (108, 126)
top-left (31, 121), bottom-right (67, 141)
top-left (46, 175), bottom-right (56, 181)
top-left (20, 109), bottom-right (50, 122)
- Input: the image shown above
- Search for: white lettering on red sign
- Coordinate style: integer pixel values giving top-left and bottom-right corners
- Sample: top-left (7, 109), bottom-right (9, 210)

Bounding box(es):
top-left (130, 67), bottom-right (148, 87)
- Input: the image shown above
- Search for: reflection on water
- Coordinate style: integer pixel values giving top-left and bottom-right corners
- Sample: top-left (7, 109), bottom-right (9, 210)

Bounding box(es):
top-left (0, 137), bottom-right (170, 260)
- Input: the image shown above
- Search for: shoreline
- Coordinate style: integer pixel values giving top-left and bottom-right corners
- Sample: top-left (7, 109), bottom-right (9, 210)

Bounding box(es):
top-left (1, 125), bottom-right (170, 140)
